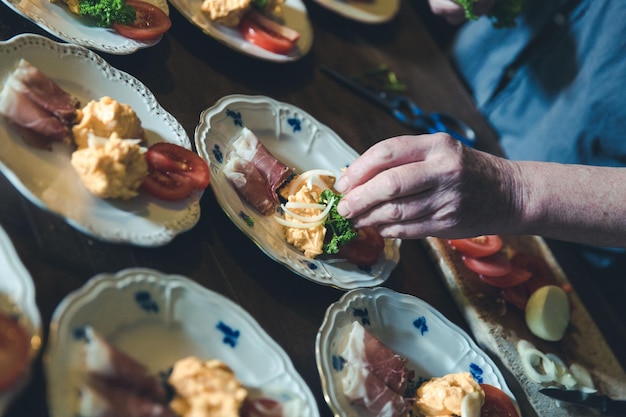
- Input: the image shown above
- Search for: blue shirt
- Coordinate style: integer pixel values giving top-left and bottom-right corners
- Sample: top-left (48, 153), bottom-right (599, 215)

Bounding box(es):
top-left (451, 0), bottom-right (626, 167)
top-left (450, 0), bottom-right (626, 267)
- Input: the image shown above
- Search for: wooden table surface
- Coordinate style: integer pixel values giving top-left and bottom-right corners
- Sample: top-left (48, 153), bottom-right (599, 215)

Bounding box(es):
top-left (1, 1), bottom-right (625, 416)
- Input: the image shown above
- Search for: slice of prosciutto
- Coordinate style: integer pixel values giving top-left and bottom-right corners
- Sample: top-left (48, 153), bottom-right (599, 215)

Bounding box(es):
top-left (82, 326), bottom-right (168, 403)
top-left (339, 321), bottom-right (411, 417)
top-left (79, 384), bottom-right (177, 417)
top-left (229, 127), bottom-right (294, 205)
top-left (224, 152), bottom-right (277, 215)
top-left (0, 59), bottom-right (79, 149)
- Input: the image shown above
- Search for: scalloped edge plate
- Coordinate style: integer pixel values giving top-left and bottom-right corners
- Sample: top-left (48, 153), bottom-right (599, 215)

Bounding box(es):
top-left (167, 0), bottom-right (312, 62)
top-left (316, 287), bottom-right (520, 417)
top-left (194, 94), bottom-right (401, 290)
top-left (0, 225), bottom-right (42, 416)
top-left (44, 268), bottom-right (319, 417)
top-left (0, 34), bottom-right (200, 247)
top-left (1, 0), bottom-right (169, 55)
top-left (312, 0), bottom-right (400, 24)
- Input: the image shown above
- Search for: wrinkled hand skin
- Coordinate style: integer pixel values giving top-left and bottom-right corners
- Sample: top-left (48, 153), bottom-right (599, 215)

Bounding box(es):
top-left (427, 0), bottom-right (496, 25)
top-left (334, 133), bottom-right (521, 240)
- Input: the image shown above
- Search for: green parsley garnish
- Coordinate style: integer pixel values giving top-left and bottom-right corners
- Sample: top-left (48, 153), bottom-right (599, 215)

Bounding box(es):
top-left (457, 0), bottom-right (524, 28)
top-left (78, 0), bottom-right (136, 27)
top-left (319, 189), bottom-right (358, 254)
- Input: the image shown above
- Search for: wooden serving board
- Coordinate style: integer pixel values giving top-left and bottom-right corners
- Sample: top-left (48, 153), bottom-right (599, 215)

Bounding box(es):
top-left (424, 236), bottom-right (626, 417)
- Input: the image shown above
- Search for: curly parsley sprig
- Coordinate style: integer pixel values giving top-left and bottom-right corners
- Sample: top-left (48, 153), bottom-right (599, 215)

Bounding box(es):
top-left (456, 0), bottom-right (525, 28)
top-left (319, 189), bottom-right (358, 255)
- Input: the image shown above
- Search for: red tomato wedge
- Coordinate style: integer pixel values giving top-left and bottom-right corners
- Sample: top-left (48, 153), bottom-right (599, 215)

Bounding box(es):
top-left (246, 10), bottom-right (300, 42)
top-left (140, 142), bottom-right (210, 201)
top-left (239, 14), bottom-right (296, 55)
top-left (478, 265), bottom-right (532, 288)
top-left (448, 235), bottom-right (503, 258)
top-left (501, 284), bottom-right (530, 310)
top-left (113, 0), bottom-right (172, 41)
top-left (337, 226), bottom-right (385, 267)
top-left (463, 252), bottom-right (512, 277)
top-left (0, 312), bottom-right (30, 393)
top-left (480, 384), bottom-right (520, 417)
top-left (510, 252), bottom-right (555, 293)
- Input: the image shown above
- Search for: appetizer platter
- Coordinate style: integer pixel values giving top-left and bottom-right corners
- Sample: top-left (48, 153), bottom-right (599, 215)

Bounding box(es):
top-left (0, 225), bottom-right (42, 416)
top-left (194, 94), bottom-right (401, 290)
top-left (1, 0), bottom-right (170, 54)
top-left (44, 268), bottom-right (319, 417)
top-left (311, 0), bottom-right (400, 24)
top-left (168, 0), bottom-right (313, 62)
top-left (316, 287), bottom-right (519, 417)
top-left (0, 34), bottom-right (202, 247)
top-left (424, 235), bottom-right (626, 416)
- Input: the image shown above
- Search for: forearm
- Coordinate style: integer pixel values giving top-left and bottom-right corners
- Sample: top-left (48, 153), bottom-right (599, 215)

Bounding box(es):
top-left (506, 161), bottom-right (626, 247)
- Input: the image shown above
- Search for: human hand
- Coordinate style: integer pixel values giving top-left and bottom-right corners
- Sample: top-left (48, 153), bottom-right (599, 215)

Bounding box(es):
top-left (334, 133), bottom-right (521, 240)
top-left (428, 0), bottom-right (496, 25)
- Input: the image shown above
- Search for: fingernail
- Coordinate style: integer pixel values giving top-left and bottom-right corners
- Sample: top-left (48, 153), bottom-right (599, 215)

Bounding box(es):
top-left (335, 176), bottom-right (348, 193)
top-left (337, 199), bottom-right (350, 218)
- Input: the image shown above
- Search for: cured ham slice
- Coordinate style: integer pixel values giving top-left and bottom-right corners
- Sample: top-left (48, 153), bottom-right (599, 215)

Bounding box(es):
top-left (223, 127), bottom-right (295, 215)
top-left (0, 59), bottom-right (78, 149)
top-left (339, 321), bottom-right (411, 417)
top-left (224, 152), bottom-right (277, 215)
top-left (229, 128), bottom-right (294, 205)
top-left (82, 326), bottom-right (168, 403)
top-left (79, 384), bottom-right (177, 417)
top-left (10, 59), bottom-right (79, 123)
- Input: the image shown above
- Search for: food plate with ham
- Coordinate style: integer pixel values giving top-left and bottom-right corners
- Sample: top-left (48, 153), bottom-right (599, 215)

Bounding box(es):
top-left (44, 268), bottom-right (319, 417)
top-left (1, 0), bottom-right (169, 54)
top-left (315, 287), bottom-right (519, 417)
top-left (167, 0), bottom-right (312, 62)
top-left (311, 0), bottom-right (400, 24)
top-left (194, 94), bottom-right (401, 289)
top-left (0, 34), bottom-right (200, 247)
top-left (0, 225), bottom-right (42, 416)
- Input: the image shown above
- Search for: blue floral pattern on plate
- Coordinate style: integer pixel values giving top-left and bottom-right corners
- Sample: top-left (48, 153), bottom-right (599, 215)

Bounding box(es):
top-left (194, 94), bottom-right (401, 290)
top-left (315, 287), bottom-right (519, 417)
top-left (44, 268), bottom-right (319, 417)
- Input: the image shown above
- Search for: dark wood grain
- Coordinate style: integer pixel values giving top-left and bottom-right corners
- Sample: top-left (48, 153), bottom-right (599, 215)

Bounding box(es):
top-left (1, 1), bottom-right (624, 417)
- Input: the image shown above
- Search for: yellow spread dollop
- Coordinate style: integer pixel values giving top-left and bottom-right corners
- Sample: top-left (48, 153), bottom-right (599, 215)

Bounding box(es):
top-left (167, 356), bottom-right (247, 417)
top-left (283, 184), bottom-right (327, 258)
top-left (413, 372), bottom-right (485, 417)
top-left (72, 96), bottom-right (144, 150)
top-left (70, 134), bottom-right (148, 200)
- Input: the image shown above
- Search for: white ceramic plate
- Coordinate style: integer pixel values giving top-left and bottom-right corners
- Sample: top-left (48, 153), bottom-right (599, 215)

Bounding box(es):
top-left (0, 225), bottom-right (42, 416)
top-left (316, 287), bottom-right (520, 417)
top-left (0, 34), bottom-right (200, 247)
top-left (1, 0), bottom-right (169, 55)
top-left (312, 0), bottom-right (400, 24)
top-left (168, 0), bottom-right (312, 62)
top-left (44, 268), bottom-right (319, 417)
top-left (194, 94), bottom-right (401, 289)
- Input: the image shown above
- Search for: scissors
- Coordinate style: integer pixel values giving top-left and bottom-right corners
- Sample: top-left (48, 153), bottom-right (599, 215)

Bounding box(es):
top-left (321, 66), bottom-right (476, 147)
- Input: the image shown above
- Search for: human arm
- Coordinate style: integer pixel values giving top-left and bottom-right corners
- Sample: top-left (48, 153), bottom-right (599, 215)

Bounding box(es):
top-left (334, 133), bottom-right (626, 248)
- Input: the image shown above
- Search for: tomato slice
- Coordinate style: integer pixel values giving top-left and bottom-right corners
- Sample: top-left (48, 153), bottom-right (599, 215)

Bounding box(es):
top-left (480, 384), bottom-right (520, 417)
top-left (463, 252), bottom-right (512, 277)
top-left (239, 16), bottom-right (295, 55)
top-left (478, 265), bottom-right (532, 288)
top-left (140, 142), bottom-right (210, 201)
top-left (113, 0), bottom-right (172, 41)
top-left (510, 252), bottom-right (555, 293)
top-left (448, 235), bottom-right (503, 258)
top-left (337, 226), bottom-right (385, 267)
top-left (0, 312), bottom-right (30, 393)
top-left (501, 284), bottom-right (530, 310)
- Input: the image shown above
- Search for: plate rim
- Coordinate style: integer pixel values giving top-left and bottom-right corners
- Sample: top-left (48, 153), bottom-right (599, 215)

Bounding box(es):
top-left (312, 0), bottom-right (400, 24)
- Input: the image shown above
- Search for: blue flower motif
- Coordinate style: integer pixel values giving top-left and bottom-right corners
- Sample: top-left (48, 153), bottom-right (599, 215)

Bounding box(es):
top-left (469, 363), bottom-right (484, 383)
top-left (287, 117), bottom-right (301, 133)
top-left (332, 355), bottom-right (346, 372)
top-left (217, 321), bottom-right (240, 348)
top-left (352, 307), bottom-right (370, 326)
top-left (413, 316), bottom-right (428, 335)
top-left (212, 143), bottom-right (223, 164)
top-left (135, 291), bottom-right (159, 313)
top-left (226, 109), bottom-right (243, 127)
top-left (72, 326), bottom-right (88, 341)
